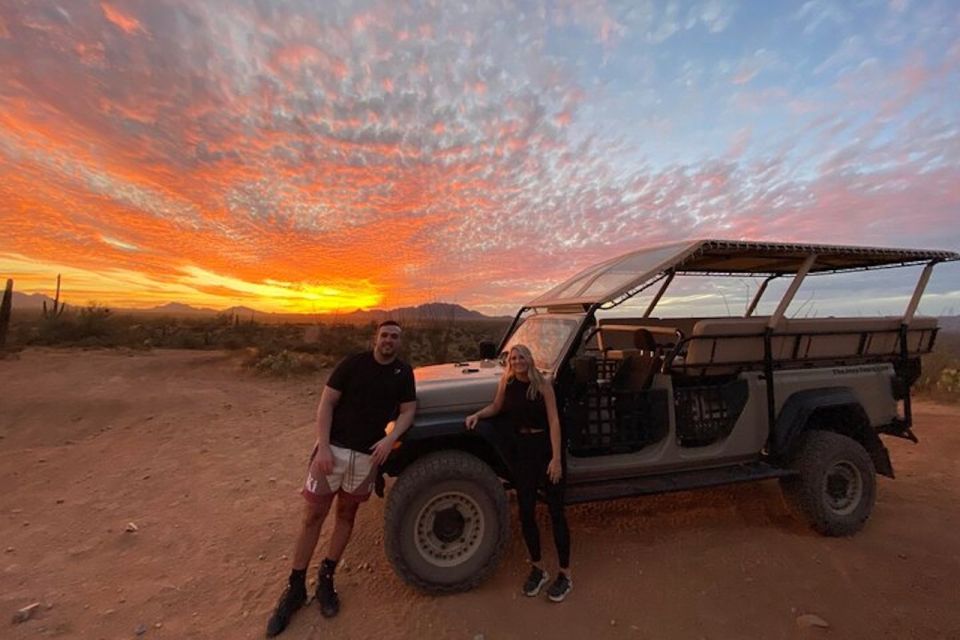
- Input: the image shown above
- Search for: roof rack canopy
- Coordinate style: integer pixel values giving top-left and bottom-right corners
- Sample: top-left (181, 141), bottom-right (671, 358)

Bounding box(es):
top-left (527, 239), bottom-right (959, 308)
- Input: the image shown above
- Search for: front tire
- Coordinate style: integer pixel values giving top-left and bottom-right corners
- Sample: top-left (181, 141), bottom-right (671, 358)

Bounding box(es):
top-left (781, 430), bottom-right (877, 536)
top-left (384, 451), bottom-right (509, 593)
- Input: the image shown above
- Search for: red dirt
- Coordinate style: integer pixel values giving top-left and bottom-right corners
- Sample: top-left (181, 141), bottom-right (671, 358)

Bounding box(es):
top-left (2, 349), bottom-right (959, 639)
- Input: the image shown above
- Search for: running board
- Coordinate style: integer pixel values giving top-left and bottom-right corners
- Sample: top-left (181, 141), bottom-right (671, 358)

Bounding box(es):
top-left (563, 462), bottom-right (797, 505)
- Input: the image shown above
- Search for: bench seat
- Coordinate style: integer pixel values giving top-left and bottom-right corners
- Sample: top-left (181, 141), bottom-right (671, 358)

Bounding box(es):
top-left (681, 316), bottom-right (937, 372)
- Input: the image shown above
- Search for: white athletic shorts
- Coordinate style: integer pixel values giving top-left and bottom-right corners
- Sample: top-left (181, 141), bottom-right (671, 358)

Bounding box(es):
top-left (302, 444), bottom-right (377, 504)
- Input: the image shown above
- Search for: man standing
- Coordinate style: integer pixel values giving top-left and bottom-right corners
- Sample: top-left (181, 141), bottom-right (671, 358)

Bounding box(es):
top-left (266, 320), bottom-right (417, 637)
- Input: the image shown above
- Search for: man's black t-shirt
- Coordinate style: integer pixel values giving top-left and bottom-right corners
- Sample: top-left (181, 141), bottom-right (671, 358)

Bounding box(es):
top-left (326, 351), bottom-right (416, 453)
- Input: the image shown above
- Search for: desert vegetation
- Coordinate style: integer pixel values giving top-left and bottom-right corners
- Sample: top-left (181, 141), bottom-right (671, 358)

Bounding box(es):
top-left (1, 278), bottom-right (956, 396)
top-left (915, 331), bottom-right (960, 402)
top-left (8, 304), bottom-right (957, 398)
top-left (3, 300), bottom-right (509, 376)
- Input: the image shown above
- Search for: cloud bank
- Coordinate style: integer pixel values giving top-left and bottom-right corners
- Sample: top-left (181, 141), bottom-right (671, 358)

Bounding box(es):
top-left (0, 0), bottom-right (957, 313)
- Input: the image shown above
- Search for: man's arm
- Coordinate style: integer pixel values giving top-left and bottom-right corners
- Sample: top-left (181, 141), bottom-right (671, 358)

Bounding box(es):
top-left (312, 386), bottom-right (342, 474)
top-left (391, 400), bottom-right (417, 438)
top-left (370, 399), bottom-right (416, 466)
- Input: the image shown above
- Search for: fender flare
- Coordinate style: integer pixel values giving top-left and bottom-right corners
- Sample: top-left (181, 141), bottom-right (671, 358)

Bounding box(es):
top-left (382, 414), bottom-right (516, 481)
top-left (772, 387), bottom-right (894, 478)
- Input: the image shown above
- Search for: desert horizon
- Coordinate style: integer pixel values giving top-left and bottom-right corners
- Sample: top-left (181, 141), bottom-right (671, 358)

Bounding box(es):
top-left (5, 286), bottom-right (511, 321)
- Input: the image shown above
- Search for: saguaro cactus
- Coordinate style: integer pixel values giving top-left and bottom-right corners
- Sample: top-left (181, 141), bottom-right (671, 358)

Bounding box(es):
top-left (0, 278), bottom-right (12, 348)
top-left (42, 274), bottom-right (66, 318)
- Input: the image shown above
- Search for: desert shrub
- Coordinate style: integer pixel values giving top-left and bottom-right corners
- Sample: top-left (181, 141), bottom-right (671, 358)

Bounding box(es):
top-left (33, 316), bottom-right (65, 344)
top-left (220, 335), bottom-right (245, 350)
top-left (253, 350), bottom-right (307, 377)
top-left (290, 342), bottom-right (325, 354)
top-left (247, 348), bottom-right (336, 377)
top-left (168, 331), bottom-right (206, 349)
top-left (304, 323), bottom-right (372, 358)
top-left (936, 368), bottom-right (960, 394)
top-left (916, 331), bottom-right (960, 403)
top-left (32, 304), bottom-right (117, 346)
top-left (77, 304), bottom-right (112, 332)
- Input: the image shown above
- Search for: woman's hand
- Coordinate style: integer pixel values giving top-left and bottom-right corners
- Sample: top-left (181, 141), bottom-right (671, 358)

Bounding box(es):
top-left (465, 413), bottom-right (479, 430)
top-left (547, 456), bottom-right (562, 484)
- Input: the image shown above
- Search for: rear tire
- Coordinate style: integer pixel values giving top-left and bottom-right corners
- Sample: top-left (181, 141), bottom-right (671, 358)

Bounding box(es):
top-left (384, 451), bottom-right (509, 593)
top-left (781, 430), bottom-right (876, 536)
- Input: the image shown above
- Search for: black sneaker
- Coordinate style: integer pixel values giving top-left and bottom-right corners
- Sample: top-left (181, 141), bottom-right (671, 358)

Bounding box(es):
top-left (547, 573), bottom-right (573, 602)
top-left (522, 566), bottom-right (549, 597)
top-left (316, 574), bottom-right (340, 618)
top-left (265, 584), bottom-right (306, 637)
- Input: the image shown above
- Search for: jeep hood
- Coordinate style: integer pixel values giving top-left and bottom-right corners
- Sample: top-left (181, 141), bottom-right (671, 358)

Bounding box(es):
top-left (414, 361), bottom-right (503, 415)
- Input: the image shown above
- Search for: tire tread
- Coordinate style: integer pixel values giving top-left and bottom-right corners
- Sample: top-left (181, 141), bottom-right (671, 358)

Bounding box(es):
top-left (384, 450), bottom-right (509, 594)
top-left (782, 430), bottom-right (876, 536)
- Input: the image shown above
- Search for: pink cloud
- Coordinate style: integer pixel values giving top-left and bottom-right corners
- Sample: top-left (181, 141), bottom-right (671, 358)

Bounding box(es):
top-left (100, 2), bottom-right (144, 35)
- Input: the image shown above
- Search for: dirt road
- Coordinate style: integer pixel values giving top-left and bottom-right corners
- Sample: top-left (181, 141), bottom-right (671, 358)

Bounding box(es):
top-left (2, 349), bottom-right (959, 639)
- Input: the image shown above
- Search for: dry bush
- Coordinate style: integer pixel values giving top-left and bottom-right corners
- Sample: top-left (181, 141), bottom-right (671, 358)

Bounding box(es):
top-left (246, 349), bottom-right (337, 378)
top-left (296, 322), bottom-right (373, 357)
top-left (28, 304), bottom-right (117, 346)
top-left (916, 331), bottom-right (960, 403)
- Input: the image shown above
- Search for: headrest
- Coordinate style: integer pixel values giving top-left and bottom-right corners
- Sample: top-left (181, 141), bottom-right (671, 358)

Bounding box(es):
top-left (633, 328), bottom-right (657, 351)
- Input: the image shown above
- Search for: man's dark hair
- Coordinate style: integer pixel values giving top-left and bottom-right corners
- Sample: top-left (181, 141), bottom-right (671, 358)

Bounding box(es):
top-left (377, 319), bottom-right (402, 331)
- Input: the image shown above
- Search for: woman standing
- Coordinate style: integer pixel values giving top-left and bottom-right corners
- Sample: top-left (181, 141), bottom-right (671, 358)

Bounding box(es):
top-left (465, 344), bottom-right (572, 601)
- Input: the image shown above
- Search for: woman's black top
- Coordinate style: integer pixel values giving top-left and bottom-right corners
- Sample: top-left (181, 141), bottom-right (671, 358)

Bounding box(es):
top-left (502, 377), bottom-right (548, 433)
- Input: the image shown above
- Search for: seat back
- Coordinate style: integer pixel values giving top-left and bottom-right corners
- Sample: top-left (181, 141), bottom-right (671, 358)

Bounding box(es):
top-left (682, 316), bottom-right (940, 373)
top-left (611, 328), bottom-right (660, 391)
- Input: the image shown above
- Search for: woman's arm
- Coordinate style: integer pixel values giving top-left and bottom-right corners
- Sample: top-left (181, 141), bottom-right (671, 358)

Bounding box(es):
top-left (542, 379), bottom-right (563, 483)
top-left (465, 375), bottom-right (507, 429)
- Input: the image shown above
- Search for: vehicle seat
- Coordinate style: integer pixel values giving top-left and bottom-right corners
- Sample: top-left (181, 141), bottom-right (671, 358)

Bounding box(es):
top-left (611, 328), bottom-right (661, 391)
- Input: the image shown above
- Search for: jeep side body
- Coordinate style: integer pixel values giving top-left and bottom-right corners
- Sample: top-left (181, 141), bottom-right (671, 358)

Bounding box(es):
top-left (381, 239), bottom-right (959, 593)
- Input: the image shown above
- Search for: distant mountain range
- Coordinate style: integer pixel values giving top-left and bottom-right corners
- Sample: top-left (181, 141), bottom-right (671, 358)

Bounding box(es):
top-left (10, 292), bottom-right (61, 311)
top-left (9, 292), bottom-right (502, 323)
top-left (9, 290), bottom-right (960, 328)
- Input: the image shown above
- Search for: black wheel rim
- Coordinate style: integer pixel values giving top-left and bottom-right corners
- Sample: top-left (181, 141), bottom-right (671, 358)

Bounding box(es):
top-left (433, 506), bottom-right (465, 543)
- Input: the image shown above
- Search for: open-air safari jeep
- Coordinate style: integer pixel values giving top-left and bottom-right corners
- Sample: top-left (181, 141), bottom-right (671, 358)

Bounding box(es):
top-left (381, 239), bottom-right (960, 593)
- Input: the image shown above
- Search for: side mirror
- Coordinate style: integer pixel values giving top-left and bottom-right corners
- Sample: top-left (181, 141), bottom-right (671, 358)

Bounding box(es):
top-left (478, 340), bottom-right (498, 360)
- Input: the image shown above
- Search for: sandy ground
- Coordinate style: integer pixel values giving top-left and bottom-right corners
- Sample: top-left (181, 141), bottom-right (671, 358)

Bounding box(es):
top-left (2, 348), bottom-right (959, 640)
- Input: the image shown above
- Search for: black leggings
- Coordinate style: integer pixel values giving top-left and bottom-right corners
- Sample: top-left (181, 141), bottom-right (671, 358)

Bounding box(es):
top-left (515, 431), bottom-right (570, 569)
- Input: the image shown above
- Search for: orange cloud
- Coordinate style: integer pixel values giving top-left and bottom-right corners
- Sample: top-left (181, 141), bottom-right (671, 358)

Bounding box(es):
top-left (100, 3), bottom-right (145, 35)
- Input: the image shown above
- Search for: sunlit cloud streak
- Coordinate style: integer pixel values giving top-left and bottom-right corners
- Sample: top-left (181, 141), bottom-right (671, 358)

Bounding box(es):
top-left (0, 0), bottom-right (958, 314)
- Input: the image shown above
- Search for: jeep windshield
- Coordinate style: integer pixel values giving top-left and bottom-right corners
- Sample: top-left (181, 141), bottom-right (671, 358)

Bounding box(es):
top-left (501, 314), bottom-right (582, 371)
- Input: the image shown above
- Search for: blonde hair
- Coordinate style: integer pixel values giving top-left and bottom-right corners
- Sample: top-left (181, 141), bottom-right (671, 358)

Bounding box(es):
top-left (506, 344), bottom-right (545, 400)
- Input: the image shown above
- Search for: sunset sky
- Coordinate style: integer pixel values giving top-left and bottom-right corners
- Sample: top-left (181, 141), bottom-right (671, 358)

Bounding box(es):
top-left (1, 1), bottom-right (958, 315)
